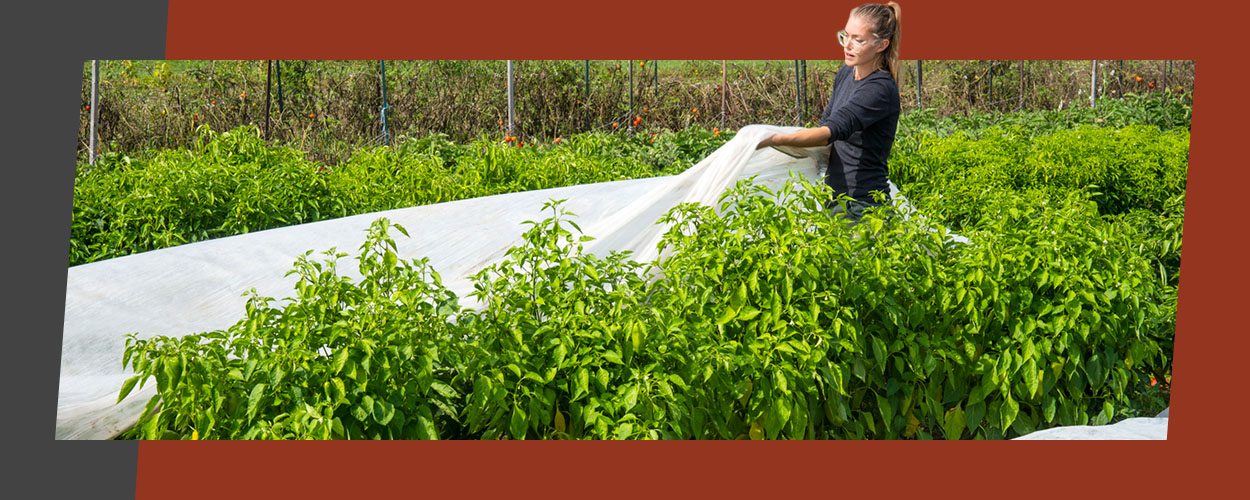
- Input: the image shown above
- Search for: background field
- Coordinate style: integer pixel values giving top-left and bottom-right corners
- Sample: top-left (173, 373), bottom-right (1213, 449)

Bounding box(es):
top-left (79, 59), bottom-right (1192, 164)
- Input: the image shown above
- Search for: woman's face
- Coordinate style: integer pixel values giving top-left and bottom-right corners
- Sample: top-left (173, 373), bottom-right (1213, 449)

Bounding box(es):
top-left (841, 15), bottom-right (887, 69)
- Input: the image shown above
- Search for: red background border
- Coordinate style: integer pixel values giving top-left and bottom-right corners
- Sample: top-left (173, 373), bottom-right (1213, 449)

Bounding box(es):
top-left (141, 0), bottom-right (1245, 497)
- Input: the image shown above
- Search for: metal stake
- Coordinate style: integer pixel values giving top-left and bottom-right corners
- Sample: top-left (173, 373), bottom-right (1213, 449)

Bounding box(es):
top-left (916, 60), bottom-right (923, 109)
top-left (1090, 60), bottom-right (1098, 108)
top-left (721, 60), bottom-right (727, 129)
top-left (89, 60), bottom-right (99, 165)
top-left (800, 60), bottom-right (807, 120)
top-left (380, 60), bottom-right (390, 146)
top-left (795, 60), bottom-right (801, 125)
top-left (629, 60), bottom-right (634, 135)
top-left (264, 60), bottom-right (272, 140)
top-left (1018, 60), bottom-right (1025, 110)
top-left (1155, 60), bottom-right (1165, 91)
top-left (507, 60), bottom-right (515, 138)
top-left (988, 60), bottom-right (994, 110)
top-left (1117, 60), bottom-right (1123, 99)
top-left (276, 60), bottom-right (284, 113)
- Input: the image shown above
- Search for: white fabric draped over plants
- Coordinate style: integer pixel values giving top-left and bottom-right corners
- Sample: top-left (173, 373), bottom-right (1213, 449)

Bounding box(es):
top-left (59, 124), bottom-right (1158, 440)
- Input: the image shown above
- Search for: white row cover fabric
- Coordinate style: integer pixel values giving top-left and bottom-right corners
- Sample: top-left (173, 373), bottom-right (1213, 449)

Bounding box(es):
top-left (59, 124), bottom-right (1148, 440)
top-left (59, 125), bottom-right (826, 439)
top-left (1014, 409), bottom-right (1169, 440)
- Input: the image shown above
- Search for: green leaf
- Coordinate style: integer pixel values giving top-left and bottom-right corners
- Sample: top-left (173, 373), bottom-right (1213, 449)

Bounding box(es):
top-left (1095, 401), bottom-right (1115, 425)
top-left (969, 384), bottom-right (985, 405)
top-left (351, 403), bottom-right (370, 422)
top-left (876, 393), bottom-right (894, 434)
top-left (965, 402), bottom-right (986, 432)
top-left (1042, 396), bottom-right (1057, 423)
top-left (1086, 353), bottom-right (1105, 389)
top-left (602, 350), bottom-right (623, 365)
top-left (332, 348), bottom-right (348, 374)
top-left (614, 422), bottom-right (634, 440)
top-left (730, 283), bottom-right (747, 311)
top-left (774, 368), bottom-right (789, 395)
top-left (1000, 395), bottom-right (1019, 430)
top-left (372, 399), bottom-right (395, 425)
top-left (118, 375), bottom-right (142, 403)
top-left (623, 384), bottom-right (639, 410)
top-left (943, 405), bottom-right (966, 440)
top-left (872, 337), bottom-right (888, 374)
top-left (737, 306), bottom-right (761, 321)
top-left (765, 397), bottom-right (792, 440)
top-left (1023, 358), bottom-right (1040, 399)
top-left (430, 381), bottom-right (459, 399)
top-left (246, 383), bottom-right (267, 421)
top-left (510, 405), bottom-right (528, 440)
top-left (573, 368), bottom-right (590, 401)
top-left (523, 372), bottom-right (545, 384)
top-left (552, 344), bottom-right (568, 368)
top-left (164, 355), bottom-right (182, 392)
top-left (142, 410), bottom-right (162, 440)
top-left (244, 358), bottom-right (259, 381)
top-left (598, 368), bottom-right (610, 391)
top-left (823, 363), bottom-right (847, 396)
top-left (330, 378), bottom-right (346, 403)
top-left (343, 358), bottom-right (358, 380)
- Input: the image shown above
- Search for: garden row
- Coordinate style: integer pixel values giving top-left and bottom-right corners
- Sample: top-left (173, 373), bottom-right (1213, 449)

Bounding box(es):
top-left (116, 117), bottom-right (1185, 439)
top-left (70, 125), bottom-right (731, 266)
top-left (119, 175), bottom-right (1177, 439)
top-left (892, 124), bottom-right (1188, 290)
top-left (72, 92), bottom-right (1188, 267)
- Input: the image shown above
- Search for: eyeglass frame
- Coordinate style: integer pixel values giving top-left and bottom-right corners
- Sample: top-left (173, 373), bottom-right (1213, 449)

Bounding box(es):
top-left (837, 29), bottom-right (882, 50)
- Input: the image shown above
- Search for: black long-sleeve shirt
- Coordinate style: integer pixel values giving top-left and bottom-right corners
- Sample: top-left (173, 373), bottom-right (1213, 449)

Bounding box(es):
top-left (818, 65), bottom-right (900, 202)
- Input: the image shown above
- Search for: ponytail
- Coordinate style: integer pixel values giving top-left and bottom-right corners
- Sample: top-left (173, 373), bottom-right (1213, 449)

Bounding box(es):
top-left (852, 2), bottom-right (902, 80)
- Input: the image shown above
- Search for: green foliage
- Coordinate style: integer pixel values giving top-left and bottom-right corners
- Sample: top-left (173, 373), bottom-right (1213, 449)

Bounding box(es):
top-left (891, 125), bottom-right (1189, 227)
top-left (898, 92), bottom-right (1192, 139)
top-left (119, 219), bottom-right (466, 439)
top-left (120, 175), bottom-right (1176, 439)
top-left (71, 125), bottom-right (729, 266)
top-left (72, 126), bottom-right (332, 265)
top-left (459, 200), bottom-right (654, 439)
top-left (112, 98), bottom-right (1183, 440)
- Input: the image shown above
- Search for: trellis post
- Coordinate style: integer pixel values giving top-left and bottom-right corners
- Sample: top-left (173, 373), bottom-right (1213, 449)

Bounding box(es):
top-left (629, 60), bottom-right (635, 135)
top-left (507, 60), bottom-right (515, 138)
top-left (1018, 60), bottom-right (1025, 110)
top-left (988, 60), bottom-right (994, 110)
top-left (721, 60), bottom-right (727, 129)
top-left (89, 60), bottom-right (99, 165)
top-left (1090, 60), bottom-right (1098, 108)
top-left (379, 60), bottom-right (390, 146)
top-left (800, 60), bottom-right (807, 120)
top-left (915, 60), bottom-right (923, 109)
top-left (264, 60), bottom-right (272, 140)
top-left (794, 60), bottom-right (801, 124)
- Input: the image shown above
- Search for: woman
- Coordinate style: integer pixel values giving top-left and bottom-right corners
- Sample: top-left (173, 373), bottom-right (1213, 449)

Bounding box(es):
top-left (756, 2), bottom-right (902, 226)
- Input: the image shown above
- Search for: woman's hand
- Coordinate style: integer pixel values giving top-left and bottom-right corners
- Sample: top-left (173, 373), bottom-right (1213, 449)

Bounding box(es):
top-left (756, 134), bottom-right (778, 149)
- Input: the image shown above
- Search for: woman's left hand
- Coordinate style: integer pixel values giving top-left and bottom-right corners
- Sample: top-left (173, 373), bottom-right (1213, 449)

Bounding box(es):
top-left (755, 134), bottom-right (777, 150)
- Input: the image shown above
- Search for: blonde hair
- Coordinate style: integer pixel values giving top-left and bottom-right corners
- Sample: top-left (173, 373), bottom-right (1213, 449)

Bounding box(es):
top-left (851, 2), bottom-right (902, 80)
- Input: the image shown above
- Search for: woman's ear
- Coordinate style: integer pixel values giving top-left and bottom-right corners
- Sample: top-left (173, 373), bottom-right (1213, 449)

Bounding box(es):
top-left (874, 38), bottom-right (890, 56)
